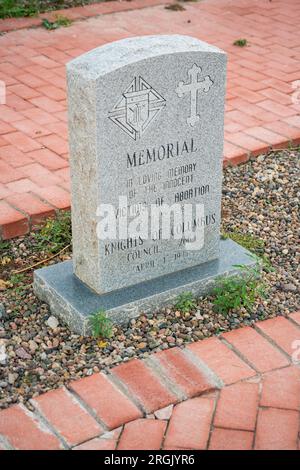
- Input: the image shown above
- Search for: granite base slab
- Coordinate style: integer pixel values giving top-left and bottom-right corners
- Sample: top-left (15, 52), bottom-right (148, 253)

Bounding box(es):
top-left (33, 239), bottom-right (255, 335)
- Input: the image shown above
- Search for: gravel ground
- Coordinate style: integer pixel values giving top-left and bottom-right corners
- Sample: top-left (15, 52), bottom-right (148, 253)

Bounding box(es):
top-left (0, 149), bottom-right (299, 409)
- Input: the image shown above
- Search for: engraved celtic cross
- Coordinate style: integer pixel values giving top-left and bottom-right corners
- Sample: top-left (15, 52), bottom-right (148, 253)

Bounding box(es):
top-left (176, 64), bottom-right (213, 127)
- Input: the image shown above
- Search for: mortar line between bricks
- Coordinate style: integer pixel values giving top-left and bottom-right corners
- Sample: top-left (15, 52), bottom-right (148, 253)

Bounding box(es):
top-left (2, 199), bottom-right (29, 221)
top-left (53, 385), bottom-right (112, 446)
top-left (28, 400), bottom-right (69, 450)
top-left (55, 183), bottom-right (71, 205)
top-left (219, 335), bottom-right (260, 374)
top-left (30, 190), bottom-right (62, 213)
top-left (114, 425), bottom-right (124, 451)
top-left (18, 402), bottom-right (66, 450)
top-left (233, 130), bottom-right (274, 149)
top-left (106, 372), bottom-right (146, 415)
top-left (253, 323), bottom-right (294, 362)
top-left (159, 407), bottom-right (174, 451)
top-left (0, 434), bottom-right (14, 451)
top-left (212, 424), bottom-right (258, 434)
top-left (66, 384), bottom-right (110, 432)
top-left (259, 404), bottom-right (300, 413)
top-left (144, 356), bottom-right (187, 402)
top-left (5, 190), bottom-right (57, 233)
top-left (69, 430), bottom-right (108, 450)
top-left (287, 315), bottom-right (300, 330)
top-left (206, 389), bottom-right (221, 450)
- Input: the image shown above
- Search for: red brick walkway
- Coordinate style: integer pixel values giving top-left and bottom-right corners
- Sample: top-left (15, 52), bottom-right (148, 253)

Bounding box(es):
top-left (0, 313), bottom-right (300, 450)
top-left (1, 0), bottom-right (300, 239)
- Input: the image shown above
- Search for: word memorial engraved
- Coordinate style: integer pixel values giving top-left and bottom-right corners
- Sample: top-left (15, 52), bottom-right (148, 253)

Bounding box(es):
top-left (34, 35), bottom-right (255, 334)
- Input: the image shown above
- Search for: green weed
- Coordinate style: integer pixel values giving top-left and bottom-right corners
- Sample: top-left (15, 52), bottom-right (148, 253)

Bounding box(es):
top-left (233, 38), bottom-right (248, 47)
top-left (212, 259), bottom-right (267, 316)
top-left (34, 211), bottom-right (72, 253)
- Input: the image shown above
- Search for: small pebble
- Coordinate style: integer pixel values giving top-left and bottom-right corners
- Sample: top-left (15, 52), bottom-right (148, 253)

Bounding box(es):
top-left (46, 316), bottom-right (59, 330)
top-left (0, 149), bottom-right (299, 410)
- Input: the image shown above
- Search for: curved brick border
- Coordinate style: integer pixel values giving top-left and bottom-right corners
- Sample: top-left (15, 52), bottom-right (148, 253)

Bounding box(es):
top-left (0, 313), bottom-right (299, 450)
top-left (0, 0), bottom-right (170, 34)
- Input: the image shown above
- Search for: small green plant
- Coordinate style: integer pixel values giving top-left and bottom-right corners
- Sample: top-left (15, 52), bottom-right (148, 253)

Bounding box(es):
top-left (0, 1), bottom-right (99, 20)
top-left (42, 18), bottom-right (57, 30)
top-left (260, 254), bottom-right (274, 273)
top-left (2, 273), bottom-right (27, 294)
top-left (175, 291), bottom-right (197, 313)
top-left (0, 0), bottom-right (40, 19)
top-left (42, 15), bottom-right (72, 30)
top-left (88, 310), bottom-right (113, 339)
top-left (212, 259), bottom-right (266, 316)
top-left (0, 241), bottom-right (10, 254)
top-left (34, 211), bottom-right (72, 253)
top-left (233, 38), bottom-right (248, 47)
top-left (8, 273), bottom-right (25, 286)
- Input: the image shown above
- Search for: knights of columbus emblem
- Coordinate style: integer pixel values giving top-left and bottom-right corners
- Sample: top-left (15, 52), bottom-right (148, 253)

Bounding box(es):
top-left (108, 77), bottom-right (166, 140)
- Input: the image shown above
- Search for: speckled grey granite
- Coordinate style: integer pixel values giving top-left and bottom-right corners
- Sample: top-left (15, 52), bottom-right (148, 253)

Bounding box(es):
top-left (34, 239), bottom-right (255, 335)
top-left (67, 35), bottom-right (227, 294)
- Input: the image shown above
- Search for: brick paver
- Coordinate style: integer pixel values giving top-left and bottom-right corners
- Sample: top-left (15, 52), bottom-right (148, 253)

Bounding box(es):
top-left (187, 336), bottom-right (256, 385)
top-left (255, 408), bottom-right (299, 450)
top-left (6, 192), bottom-right (55, 227)
top-left (0, 313), bottom-right (299, 450)
top-left (73, 428), bottom-right (122, 450)
top-left (111, 358), bottom-right (178, 413)
top-left (0, 404), bottom-right (63, 450)
top-left (289, 311), bottom-right (300, 327)
top-left (213, 382), bottom-right (259, 431)
top-left (260, 366), bottom-right (300, 411)
top-left (209, 428), bottom-right (254, 451)
top-left (74, 437), bottom-right (117, 450)
top-left (0, 199), bottom-right (29, 239)
top-left (255, 317), bottom-right (300, 357)
top-left (163, 396), bottom-right (215, 450)
top-left (73, 427), bottom-right (123, 450)
top-left (0, 0), bottom-right (300, 238)
top-left (153, 347), bottom-right (217, 398)
top-left (222, 326), bottom-right (289, 373)
top-left (117, 419), bottom-right (167, 450)
top-left (31, 387), bottom-right (103, 447)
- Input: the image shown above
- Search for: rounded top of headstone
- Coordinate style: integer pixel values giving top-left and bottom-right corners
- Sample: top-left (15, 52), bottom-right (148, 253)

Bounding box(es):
top-left (67, 34), bottom-right (226, 79)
